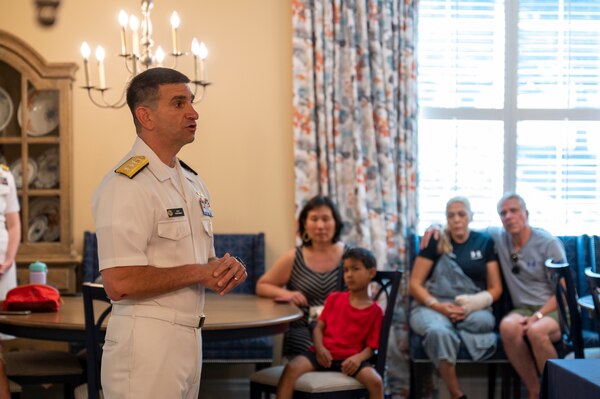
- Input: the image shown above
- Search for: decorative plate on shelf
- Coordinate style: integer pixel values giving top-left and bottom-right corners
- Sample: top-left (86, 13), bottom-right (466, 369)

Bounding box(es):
top-left (34, 147), bottom-right (59, 189)
top-left (28, 215), bottom-right (48, 243)
top-left (17, 90), bottom-right (59, 136)
top-left (0, 87), bottom-right (13, 133)
top-left (10, 158), bottom-right (38, 189)
top-left (28, 197), bottom-right (60, 242)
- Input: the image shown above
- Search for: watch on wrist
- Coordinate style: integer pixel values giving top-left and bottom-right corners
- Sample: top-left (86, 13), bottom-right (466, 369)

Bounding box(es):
top-left (534, 311), bottom-right (544, 320)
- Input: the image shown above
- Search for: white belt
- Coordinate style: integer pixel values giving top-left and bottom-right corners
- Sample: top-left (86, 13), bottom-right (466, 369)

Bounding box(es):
top-left (112, 304), bottom-right (205, 329)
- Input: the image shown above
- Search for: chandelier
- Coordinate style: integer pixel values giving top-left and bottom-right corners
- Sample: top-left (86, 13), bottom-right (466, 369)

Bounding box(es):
top-left (79, 0), bottom-right (210, 109)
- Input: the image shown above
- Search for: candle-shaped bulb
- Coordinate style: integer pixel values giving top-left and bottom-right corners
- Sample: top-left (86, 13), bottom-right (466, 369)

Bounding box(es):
top-left (191, 38), bottom-right (200, 82)
top-left (198, 42), bottom-right (208, 60)
top-left (118, 10), bottom-right (129, 55)
top-left (80, 42), bottom-right (91, 87)
top-left (118, 10), bottom-right (128, 27)
top-left (170, 12), bottom-right (180, 29)
top-left (155, 46), bottom-right (165, 66)
top-left (95, 46), bottom-right (106, 89)
top-left (191, 39), bottom-right (208, 82)
top-left (191, 38), bottom-right (201, 56)
top-left (130, 15), bottom-right (140, 57)
top-left (170, 12), bottom-right (180, 55)
top-left (95, 46), bottom-right (105, 62)
top-left (80, 42), bottom-right (91, 59)
top-left (129, 15), bottom-right (139, 31)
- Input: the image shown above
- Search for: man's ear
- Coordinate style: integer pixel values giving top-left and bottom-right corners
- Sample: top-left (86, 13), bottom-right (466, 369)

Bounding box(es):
top-left (134, 106), bottom-right (154, 130)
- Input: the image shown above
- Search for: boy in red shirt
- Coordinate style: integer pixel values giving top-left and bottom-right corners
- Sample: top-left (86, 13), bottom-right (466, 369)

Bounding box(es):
top-left (276, 247), bottom-right (385, 399)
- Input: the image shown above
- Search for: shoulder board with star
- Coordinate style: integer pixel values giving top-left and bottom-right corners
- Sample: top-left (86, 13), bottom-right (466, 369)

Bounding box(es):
top-left (115, 156), bottom-right (149, 179)
top-left (179, 160), bottom-right (198, 175)
top-left (0, 164), bottom-right (9, 172)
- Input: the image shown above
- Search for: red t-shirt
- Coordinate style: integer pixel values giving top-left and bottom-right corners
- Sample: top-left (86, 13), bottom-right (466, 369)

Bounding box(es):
top-left (313, 291), bottom-right (384, 360)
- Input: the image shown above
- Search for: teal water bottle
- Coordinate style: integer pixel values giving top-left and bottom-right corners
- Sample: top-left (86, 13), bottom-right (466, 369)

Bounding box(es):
top-left (29, 260), bottom-right (47, 285)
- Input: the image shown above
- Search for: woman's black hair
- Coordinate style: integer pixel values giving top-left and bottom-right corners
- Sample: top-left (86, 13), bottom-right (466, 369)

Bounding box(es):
top-left (342, 247), bottom-right (377, 269)
top-left (297, 196), bottom-right (343, 246)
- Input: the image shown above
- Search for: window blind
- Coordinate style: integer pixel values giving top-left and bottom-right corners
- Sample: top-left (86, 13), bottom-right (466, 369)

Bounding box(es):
top-left (417, 0), bottom-right (600, 235)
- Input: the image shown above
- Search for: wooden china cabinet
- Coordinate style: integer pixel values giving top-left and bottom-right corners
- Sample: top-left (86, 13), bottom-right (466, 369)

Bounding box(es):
top-left (0, 30), bottom-right (79, 294)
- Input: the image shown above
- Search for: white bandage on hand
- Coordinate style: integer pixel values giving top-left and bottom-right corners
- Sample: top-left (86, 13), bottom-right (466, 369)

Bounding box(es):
top-left (455, 291), bottom-right (493, 315)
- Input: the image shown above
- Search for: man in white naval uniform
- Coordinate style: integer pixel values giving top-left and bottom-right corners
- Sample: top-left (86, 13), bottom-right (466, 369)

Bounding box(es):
top-left (93, 68), bottom-right (247, 399)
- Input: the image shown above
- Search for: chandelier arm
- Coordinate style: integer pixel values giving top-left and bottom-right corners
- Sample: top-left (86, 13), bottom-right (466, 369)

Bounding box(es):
top-left (191, 82), bottom-right (211, 104)
top-left (122, 55), bottom-right (135, 75)
top-left (84, 88), bottom-right (128, 109)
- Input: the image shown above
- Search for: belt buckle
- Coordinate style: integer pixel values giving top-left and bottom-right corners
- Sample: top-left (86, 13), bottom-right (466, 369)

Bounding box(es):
top-left (198, 315), bottom-right (205, 329)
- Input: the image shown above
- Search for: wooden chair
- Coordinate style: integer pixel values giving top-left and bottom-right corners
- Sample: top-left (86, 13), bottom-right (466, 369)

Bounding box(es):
top-left (584, 267), bottom-right (600, 343)
top-left (2, 309), bottom-right (85, 399)
top-left (544, 259), bottom-right (599, 358)
top-left (74, 283), bottom-right (111, 399)
top-left (249, 270), bottom-right (402, 399)
top-left (8, 380), bottom-right (21, 399)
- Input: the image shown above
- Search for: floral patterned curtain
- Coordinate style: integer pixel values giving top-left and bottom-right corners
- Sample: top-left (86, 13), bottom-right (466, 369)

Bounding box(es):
top-left (292, 0), bottom-right (418, 397)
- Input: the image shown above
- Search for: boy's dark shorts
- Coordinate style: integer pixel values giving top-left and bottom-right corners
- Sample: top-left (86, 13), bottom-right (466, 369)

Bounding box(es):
top-left (300, 351), bottom-right (372, 377)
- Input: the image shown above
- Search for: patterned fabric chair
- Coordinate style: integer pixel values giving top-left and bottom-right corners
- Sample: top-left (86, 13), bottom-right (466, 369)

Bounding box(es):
top-left (204, 233), bottom-right (273, 368)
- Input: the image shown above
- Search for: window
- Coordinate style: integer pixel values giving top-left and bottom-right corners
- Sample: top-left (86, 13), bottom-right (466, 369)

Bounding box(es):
top-left (417, 0), bottom-right (600, 235)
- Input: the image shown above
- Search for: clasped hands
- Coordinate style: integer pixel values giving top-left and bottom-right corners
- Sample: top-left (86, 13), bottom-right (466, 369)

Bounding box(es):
top-left (434, 291), bottom-right (493, 322)
top-left (208, 253), bottom-right (247, 295)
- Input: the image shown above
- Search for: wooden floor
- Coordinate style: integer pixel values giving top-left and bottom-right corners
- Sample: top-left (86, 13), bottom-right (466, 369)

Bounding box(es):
top-left (19, 363), bottom-right (530, 399)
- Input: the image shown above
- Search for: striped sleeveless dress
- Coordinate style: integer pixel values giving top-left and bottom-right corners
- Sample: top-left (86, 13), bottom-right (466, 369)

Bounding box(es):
top-left (282, 245), bottom-right (346, 358)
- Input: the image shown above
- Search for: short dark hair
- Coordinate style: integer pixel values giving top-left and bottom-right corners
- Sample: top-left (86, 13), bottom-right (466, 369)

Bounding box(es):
top-left (126, 67), bottom-right (190, 131)
top-left (297, 196), bottom-right (343, 246)
top-left (342, 247), bottom-right (377, 270)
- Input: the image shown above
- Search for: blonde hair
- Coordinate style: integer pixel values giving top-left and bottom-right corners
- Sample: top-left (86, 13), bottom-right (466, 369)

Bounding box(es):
top-left (437, 196), bottom-right (473, 255)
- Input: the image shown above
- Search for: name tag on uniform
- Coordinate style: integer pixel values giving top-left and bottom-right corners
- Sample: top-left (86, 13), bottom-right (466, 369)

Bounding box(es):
top-left (199, 195), bottom-right (213, 217)
top-left (167, 208), bottom-right (185, 217)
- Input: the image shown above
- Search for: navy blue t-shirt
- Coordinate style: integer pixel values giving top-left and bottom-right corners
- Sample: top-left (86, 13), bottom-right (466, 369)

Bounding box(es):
top-left (419, 230), bottom-right (497, 290)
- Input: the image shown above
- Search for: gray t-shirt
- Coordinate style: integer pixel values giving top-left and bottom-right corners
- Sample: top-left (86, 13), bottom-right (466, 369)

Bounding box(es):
top-left (486, 226), bottom-right (566, 308)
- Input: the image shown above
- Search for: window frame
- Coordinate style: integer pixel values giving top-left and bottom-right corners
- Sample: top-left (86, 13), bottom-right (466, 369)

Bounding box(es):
top-left (417, 0), bottom-right (600, 234)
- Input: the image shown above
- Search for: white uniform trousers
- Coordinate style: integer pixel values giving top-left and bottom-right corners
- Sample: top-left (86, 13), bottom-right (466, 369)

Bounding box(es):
top-left (101, 313), bottom-right (202, 399)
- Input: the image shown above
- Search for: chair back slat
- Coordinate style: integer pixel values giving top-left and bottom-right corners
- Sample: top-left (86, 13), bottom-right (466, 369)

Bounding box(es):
top-left (584, 267), bottom-right (600, 344)
top-left (545, 259), bottom-right (585, 358)
top-left (371, 270), bottom-right (402, 376)
top-left (82, 282), bottom-right (112, 399)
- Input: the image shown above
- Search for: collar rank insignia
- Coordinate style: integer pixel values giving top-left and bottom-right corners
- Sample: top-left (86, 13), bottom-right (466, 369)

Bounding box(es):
top-left (179, 160), bottom-right (198, 175)
top-left (0, 164), bottom-right (9, 172)
top-left (115, 156), bottom-right (149, 179)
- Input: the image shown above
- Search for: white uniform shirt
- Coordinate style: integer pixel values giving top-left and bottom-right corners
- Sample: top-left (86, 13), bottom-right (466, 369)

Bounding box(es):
top-left (0, 167), bottom-right (20, 222)
top-left (92, 137), bottom-right (214, 315)
top-left (0, 166), bottom-right (19, 296)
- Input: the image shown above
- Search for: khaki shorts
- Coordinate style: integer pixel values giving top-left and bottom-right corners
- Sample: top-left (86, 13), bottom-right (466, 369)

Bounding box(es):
top-left (512, 306), bottom-right (559, 322)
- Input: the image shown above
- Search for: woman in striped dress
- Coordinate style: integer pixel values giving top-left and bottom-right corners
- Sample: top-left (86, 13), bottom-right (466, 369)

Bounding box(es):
top-left (257, 196), bottom-right (348, 359)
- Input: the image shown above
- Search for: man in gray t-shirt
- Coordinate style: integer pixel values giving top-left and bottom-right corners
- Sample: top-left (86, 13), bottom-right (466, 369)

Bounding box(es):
top-left (491, 193), bottom-right (565, 399)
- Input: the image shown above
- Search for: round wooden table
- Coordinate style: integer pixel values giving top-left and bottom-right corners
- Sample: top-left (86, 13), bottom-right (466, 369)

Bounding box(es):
top-left (0, 293), bottom-right (302, 342)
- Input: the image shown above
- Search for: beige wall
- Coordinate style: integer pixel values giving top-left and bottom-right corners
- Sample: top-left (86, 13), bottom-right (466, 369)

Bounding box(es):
top-left (0, 0), bottom-right (296, 267)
